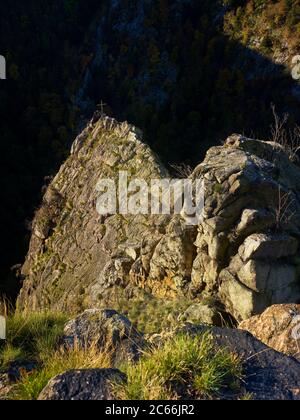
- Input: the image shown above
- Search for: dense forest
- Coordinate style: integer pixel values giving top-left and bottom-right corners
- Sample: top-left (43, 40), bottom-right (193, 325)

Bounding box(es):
top-left (0, 0), bottom-right (300, 298)
top-left (0, 0), bottom-right (105, 297)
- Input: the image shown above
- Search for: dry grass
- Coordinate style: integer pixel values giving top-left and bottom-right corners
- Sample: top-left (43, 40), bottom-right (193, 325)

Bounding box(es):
top-left (170, 163), bottom-right (193, 179)
top-left (0, 310), bottom-right (114, 400)
top-left (13, 341), bottom-right (112, 400)
top-left (0, 296), bottom-right (12, 317)
top-left (274, 187), bottom-right (297, 229)
top-left (270, 104), bottom-right (300, 162)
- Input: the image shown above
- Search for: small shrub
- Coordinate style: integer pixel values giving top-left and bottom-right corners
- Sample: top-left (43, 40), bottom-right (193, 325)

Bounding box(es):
top-left (170, 163), bottom-right (193, 179)
top-left (274, 187), bottom-right (297, 230)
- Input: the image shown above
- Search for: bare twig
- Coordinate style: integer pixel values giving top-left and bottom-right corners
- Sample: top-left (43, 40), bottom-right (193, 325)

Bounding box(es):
top-left (274, 187), bottom-right (296, 229)
top-left (170, 163), bottom-right (193, 179)
top-left (270, 105), bottom-right (300, 162)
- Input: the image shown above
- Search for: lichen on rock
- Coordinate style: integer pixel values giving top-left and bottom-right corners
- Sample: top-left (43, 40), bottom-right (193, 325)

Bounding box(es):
top-left (18, 118), bottom-right (300, 323)
top-left (239, 304), bottom-right (300, 361)
top-left (190, 135), bottom-right (300, 321)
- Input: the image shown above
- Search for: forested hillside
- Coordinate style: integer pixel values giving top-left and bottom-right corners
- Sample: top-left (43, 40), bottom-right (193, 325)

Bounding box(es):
top-left (0, 0), bottom-right (300, 298)
top-left (224, 0), bottom-right (300, 60)
top-left (0, 0), bottom-right (104, 296)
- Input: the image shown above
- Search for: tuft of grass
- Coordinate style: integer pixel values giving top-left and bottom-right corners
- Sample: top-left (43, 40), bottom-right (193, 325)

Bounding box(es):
top-left (239, 392), bottom-right (254, 401)
top-left (13, 342), bottom-right (112, 400)
top-left (0, 312), bottom-right (68, 370)
top-left (193, 352), bottom-right (241, 397)
top-left (0, 345), bottom-right (23, 369)
top-left (0, 311), bottom-right (112, 400)
top-left (114, 332), bottom-right (243, 400)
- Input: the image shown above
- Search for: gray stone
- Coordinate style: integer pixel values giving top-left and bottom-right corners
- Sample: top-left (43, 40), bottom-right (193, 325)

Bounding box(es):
top-left (178, 303), bottom-right (223, 326)
top-left (38, 369), bottom-right (126, 401)
top-left (63, 309), bottom-right (144, 363)
top-left (219, 269), bottom-right (267, 321)
top-left (238, 260), bottom-right (296, 292)
top-left (238, 233), bottom-right (298, 262)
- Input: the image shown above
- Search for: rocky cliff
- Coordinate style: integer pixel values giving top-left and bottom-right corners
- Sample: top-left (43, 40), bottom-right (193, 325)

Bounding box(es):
top-left (18, 116), bottom-right (300, 322)
top-left (2, 0), bottom-right (300, 300)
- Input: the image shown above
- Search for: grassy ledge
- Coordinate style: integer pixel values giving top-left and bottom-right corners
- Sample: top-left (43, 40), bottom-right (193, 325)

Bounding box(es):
top-left (0, 311), bottom-right (243, 400)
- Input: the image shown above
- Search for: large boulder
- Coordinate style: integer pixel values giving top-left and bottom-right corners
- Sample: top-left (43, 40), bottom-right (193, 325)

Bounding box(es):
top-left (18, 116), bottom-right (174, 313)
top-left (239, 304), bottom-right (300, 361)
top-left (190, 135), bottom-right (300, 321)
top-left (38, 369), bottom-right (126, 401)
top-left (63, 309), bottom-right (144, 362)
top-left (18, 116), bottom-right (300, 322)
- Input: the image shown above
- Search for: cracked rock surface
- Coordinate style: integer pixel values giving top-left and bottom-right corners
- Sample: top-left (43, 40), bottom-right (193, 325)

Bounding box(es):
top-left (18, 117), bottom-right (300, 322)
top-left (239, 304), bottom-right (300, 361)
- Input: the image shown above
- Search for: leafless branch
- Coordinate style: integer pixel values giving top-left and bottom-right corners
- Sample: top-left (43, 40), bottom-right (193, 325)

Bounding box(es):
top-left (170, 163), bottom-right (193, 179)
top-left (270, 104), bottom-right (300, 162)
top-left (274, 187), bottom-right (296, 229)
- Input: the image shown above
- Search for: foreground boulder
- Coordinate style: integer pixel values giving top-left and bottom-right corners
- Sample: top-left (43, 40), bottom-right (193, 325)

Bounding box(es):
top-left (38, 369), bottom-right (126, 401)
top-left (63, 309), bottom-right (144, 362)
top-left (239, 304), bottom-right (300, 361)
top-left (181, 325), bottom-right (300, 400)
top-left (18, 116), bottom-right (300, 321)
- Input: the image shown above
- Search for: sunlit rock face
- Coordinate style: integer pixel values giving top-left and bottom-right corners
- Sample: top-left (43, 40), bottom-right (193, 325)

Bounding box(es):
top-left (18, 117), bottom-right (300, 322)
top-left (191, 135), bottom-right (300, 321)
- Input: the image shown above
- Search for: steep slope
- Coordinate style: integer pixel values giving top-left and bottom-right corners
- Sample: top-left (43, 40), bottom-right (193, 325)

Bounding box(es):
top-left (75, 0), bottom-right (300, 163)
top-left (18, 115), bottom-right (172, 312)
top-left (224, 0), bottom-right (300, 67)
